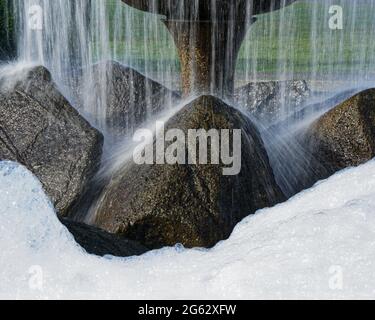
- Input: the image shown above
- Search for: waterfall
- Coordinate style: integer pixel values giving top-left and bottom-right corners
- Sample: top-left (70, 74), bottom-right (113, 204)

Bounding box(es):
top-left (11, 1), bottom-right (375, 126)
top-left (236, 0), bottom-right (375, 196)
top-left (238, 0), bottom-right (375, 88)
top-left (5, 0), bottom-right (375, 202)
top-left (12, 0), bottom-right (179, 139)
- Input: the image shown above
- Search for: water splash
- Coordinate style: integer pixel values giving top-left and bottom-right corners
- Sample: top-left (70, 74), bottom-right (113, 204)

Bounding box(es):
top-left (5, 0), bottom-right (375, 217)
top-left (13, 0), bottom-right (179, 137)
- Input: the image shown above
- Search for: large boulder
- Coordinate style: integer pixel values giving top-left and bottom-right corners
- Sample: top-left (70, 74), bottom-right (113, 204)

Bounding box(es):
top-left (79, 61), bottom-right (180, 139)
top-left (60, 218), bottom-right (148, 257)
top-left (235, 80), bottom-right (311, 123)
top-left (301, 88), bottom-right (375, 187)
top-left (0, 66), bottom-right (103, 216)
top-left (93, 95), bottom-right (284, 249)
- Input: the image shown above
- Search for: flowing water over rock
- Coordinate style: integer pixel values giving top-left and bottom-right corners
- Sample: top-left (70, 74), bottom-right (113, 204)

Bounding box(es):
top-left (93, 95), bottom-right (285, 249)
top-left (2, 0), bottom-right (375, 250)
top-left (14, 0), bottom-right (180, 138)
top-left (11, 0), bottom-right (375, 127)
top-left (75, 60), bottom-right (180, 141)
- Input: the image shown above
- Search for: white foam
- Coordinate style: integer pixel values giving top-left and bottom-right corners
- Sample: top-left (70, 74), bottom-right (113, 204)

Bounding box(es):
top-left (1, 160), bottom-right (375, 299)
top-left (0, 61), bottom-right (37, 92)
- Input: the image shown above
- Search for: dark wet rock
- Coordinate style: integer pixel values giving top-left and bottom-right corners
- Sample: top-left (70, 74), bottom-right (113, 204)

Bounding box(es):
top-left (235, 80), bottom-right (311, 123)
top-left (60, 218), bottom-right (148, 257)
top-left (301, 88), bottom-right (375, 187)
top-left (80, 61), bottom-right (180, 138)
top-left (0, 66), bottom-right (103, 216)
top-left (94, 95), bottom-right (284, 249)
top-left (260, 89), bottom-right (368, 199)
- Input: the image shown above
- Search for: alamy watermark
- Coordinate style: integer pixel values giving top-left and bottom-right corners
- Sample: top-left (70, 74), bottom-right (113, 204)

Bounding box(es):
top-left (28, 265), bottom-right (44, 291)
top-left (329, 265), bottom-right (344, 290)
top-left (28, 4), bottom-right (43, 31)
top-left (132, 121), bottom-right (242, 176)
top-left (329, 5), bottom-right (344, 30)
